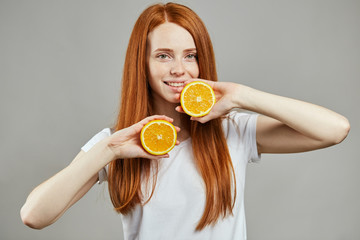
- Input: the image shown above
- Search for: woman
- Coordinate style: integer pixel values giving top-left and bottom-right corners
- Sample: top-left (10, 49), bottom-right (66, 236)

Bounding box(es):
top-left (20, 2), bottom-right (350, 239)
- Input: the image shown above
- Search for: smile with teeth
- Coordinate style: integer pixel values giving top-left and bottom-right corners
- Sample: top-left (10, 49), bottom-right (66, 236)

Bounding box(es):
top-left (165, 82), bottom-right (185, 87)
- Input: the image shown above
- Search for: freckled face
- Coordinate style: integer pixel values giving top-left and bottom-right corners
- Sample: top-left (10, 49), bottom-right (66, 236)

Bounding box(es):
top-left (146, 22), bottom-right (199, 104)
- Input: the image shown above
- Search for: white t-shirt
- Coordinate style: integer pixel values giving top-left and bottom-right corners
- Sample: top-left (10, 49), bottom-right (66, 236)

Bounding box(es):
top-left (81, 112), bottom-right (260, 240)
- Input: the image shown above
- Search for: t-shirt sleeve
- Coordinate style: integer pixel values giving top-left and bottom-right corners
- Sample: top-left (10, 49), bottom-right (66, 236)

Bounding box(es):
top-left (226, 111), bottom-right (261, 163)
top-left (245, 114), bottom-right (261, 163)
top-left (81, 128), bottom-right (112, 184)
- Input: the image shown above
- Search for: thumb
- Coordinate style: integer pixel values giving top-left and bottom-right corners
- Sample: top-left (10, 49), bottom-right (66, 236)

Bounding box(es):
top-left (190, 114), bottom-right (213, 124)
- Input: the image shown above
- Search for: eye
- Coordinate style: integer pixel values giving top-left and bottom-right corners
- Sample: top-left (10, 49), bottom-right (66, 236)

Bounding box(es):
top-left (156, 54), bottom-right (170, 60)
top-left (185, 53), bottom-right (197, 60)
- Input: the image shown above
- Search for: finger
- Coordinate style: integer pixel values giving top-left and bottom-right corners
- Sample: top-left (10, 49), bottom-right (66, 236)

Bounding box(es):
top-left (133, 115), bottom-right (172, 133)
top-left (152, 115), bottom-right (174, 122)
top-left (140, 115), bottom-right (174, 125)
top-left (141, 151), bottom-right (169, 160)
top-left (190, 116), bottom-right (202, 123)
top-left (175, 106), bottom-right (185, 113)
top-left (151, 153), bottom-right (170, 159)
top-left (185, 78), bottom-right (212, 84)
top-left (189, 78), bottom-right (216, 88)
top-left (190, 114), bottom-right (212, 124)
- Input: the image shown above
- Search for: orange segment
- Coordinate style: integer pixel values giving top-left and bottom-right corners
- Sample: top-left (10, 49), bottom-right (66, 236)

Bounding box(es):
top-left (180, 81), bottom-right (216, 117)
top-left (140, 120), bottom-right (177, 155)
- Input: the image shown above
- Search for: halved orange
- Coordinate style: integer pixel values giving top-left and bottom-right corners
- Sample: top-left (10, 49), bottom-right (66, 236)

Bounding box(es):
top-left (140, 120), bottom-right (177, 155)
top-left (180, 81), bottom-right (216, 117)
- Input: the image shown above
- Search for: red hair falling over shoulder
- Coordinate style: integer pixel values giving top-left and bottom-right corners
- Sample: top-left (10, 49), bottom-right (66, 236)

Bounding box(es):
top-left (108, 2), bottom-right (236, 231)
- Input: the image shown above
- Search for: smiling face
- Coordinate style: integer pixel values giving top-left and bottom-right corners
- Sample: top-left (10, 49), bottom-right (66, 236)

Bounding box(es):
top-left (146, 22), bottom-right (199, 105)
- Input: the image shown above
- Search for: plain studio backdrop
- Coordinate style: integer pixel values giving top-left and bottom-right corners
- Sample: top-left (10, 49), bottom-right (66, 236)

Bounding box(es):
top-left (1, 0), bottom-right (359, 239)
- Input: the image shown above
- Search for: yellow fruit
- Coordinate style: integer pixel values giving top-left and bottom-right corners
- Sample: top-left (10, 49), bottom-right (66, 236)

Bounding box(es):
top-left (180, 81), bottom-right (216, 117)
top-left (140, 120), bottom-right (177, 155)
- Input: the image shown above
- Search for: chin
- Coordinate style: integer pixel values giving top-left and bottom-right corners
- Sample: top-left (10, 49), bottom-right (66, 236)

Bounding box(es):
top-left (168, 98), bottom-right (180, 104)
top-left (163, 95), bottom-right (180, 104)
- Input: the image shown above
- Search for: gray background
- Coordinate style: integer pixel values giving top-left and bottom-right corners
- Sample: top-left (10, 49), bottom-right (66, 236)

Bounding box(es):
top-left (1, 0), bottom-right (359, 239)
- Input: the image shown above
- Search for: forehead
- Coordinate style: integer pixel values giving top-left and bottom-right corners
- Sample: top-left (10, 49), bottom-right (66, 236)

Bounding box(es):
top-left (147, 22), bottom-right (196, 50)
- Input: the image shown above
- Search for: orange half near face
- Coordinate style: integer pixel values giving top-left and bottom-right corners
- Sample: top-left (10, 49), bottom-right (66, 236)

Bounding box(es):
top-left (140, 120), bottom-right (177, 155)
top-left (180, 81), bottom-right (216, 117)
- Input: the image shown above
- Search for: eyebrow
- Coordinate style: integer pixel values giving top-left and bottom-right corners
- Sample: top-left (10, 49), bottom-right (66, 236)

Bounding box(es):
top-left (153, 48), bottom-right (197, 53)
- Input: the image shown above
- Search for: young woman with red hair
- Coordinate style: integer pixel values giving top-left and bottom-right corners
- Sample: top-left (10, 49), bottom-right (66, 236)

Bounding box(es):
top-left (20, 2), bottom-right (350, 239)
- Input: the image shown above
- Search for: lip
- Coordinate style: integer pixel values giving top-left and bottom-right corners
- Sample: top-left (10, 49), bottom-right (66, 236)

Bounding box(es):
top-left (163, 80), bottom-right (186, 90)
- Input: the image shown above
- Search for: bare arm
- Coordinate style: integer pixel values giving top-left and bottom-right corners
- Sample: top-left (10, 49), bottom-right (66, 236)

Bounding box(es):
top-left (239, 86), bottom-right (350, 153)
top-left (20, 115), bottom-right (177, 229)
top-left (178, 80), bottom-right (350, 153)
top-left (20, 142), bottom-right (114, 229)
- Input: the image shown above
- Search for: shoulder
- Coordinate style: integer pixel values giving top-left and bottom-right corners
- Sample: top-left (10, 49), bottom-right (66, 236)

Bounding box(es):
top-left (223, 110), bottom-right (259, 136)
top-left (81, 128), bottom-right (113, 152)
top-left (223, 110), bottom-right (261, 163)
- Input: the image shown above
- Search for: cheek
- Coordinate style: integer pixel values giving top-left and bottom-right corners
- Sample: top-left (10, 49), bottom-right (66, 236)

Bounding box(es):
top-left (186, 63), bottom-right (199, 78)
top-left (148, 61), bottom-right (167, 80)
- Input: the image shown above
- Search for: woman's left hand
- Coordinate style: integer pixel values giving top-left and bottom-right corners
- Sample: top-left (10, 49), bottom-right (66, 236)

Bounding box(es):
top-left (176, 79), bottom-right (241, 123)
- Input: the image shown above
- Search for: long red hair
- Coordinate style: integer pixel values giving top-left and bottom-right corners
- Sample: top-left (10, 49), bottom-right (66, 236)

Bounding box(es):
top-left (108, 2), bottom-right (236, 231)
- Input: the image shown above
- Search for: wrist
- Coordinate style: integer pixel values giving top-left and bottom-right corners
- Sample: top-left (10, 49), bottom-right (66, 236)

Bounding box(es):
top-left (100, 138), bottom-right (118, 162)
top-left (231, 84), bottom-right (253, 110)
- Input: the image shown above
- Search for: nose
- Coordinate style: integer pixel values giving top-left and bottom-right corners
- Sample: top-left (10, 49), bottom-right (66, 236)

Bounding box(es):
top-left (170, 59), bottom-right (185, 77)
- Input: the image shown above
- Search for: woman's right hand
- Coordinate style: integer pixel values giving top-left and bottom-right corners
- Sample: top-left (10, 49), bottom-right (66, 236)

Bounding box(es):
top-left (107, 115), bottom-right (180, 160)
